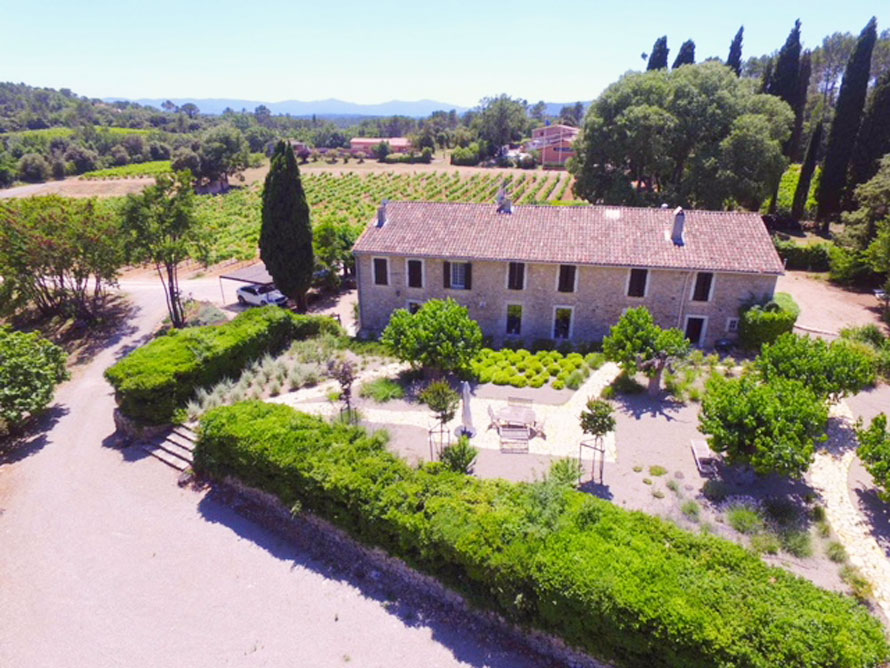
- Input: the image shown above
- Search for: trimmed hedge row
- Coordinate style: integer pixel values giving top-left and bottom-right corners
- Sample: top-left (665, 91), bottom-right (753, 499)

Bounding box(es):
top-left (738, 292), bottom-right (800, 350)
top-left (774, 238), bottom-right (831, 271)
top-left (105, 308), bottom-right (341, 424)
top-left (195, 401), bottom-right (890, 668)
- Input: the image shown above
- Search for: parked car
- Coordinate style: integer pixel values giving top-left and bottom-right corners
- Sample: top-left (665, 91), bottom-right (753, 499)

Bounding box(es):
top-left (236, 284), bottom-right (288, 307)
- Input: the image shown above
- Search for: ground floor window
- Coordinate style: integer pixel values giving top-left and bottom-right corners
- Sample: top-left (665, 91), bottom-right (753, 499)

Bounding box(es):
top-left (726, 317), bottom-right (739, 333)
top-left (506, 304), bottom-right (522, 335)
top-left (407, 301), bottom-right (422, 314)
top-left (553, 307), bottom-right (572, 339)
top-left (684, 316), bottom-right (707, 345)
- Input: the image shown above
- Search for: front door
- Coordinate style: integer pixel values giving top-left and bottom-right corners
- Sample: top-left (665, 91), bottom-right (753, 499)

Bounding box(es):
top-left (685, 316), bottom-right (705, 346)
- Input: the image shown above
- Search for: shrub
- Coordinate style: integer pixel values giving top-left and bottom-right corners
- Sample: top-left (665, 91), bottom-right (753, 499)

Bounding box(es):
top-left (0, 326), bottom-right (69, 433)
top-left (727, 505), bottom-right (764, 534)
top-left (681, 500), bottom-right (700, 521)
top-left (702, 479), bottom-right (729, 502)
top-left (359, 377), bottom-right (405, 403)
top-left (828, 245), bottom-right (874, 286)
top-left (420, 380), bottom-right (459, 427)
top-left (194, 401), bottom-right (890, 667)
top-left (773, 238), bottom-right (831, 271)
top-left (781, 529), bottom-right (813, 558)
top-left (579, 398), bottom-right (615, 439)
top-left (840, 565), bottom-right (874, 603)
top-left (548, 457), bottom-right (581, 487)
top-left (856, 413), bottom-right (890, 502)
top-left (104, 308), bottom-right (340, 424)
top-left (738, 293), bottom-right (799, 350)
top-left (751, 532), bottom-right (781, 555)
top-left (440, 436), bottom-right (478, 474)
top-left (827, 541), bottom-right (849, 563)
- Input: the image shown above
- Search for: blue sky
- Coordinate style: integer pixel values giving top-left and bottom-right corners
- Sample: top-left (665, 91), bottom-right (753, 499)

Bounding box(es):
top-left (1, 0), bottom-right (886, 108)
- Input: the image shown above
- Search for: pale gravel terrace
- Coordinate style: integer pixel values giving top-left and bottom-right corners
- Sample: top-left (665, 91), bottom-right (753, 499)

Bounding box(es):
top-left (270, 362), bottom-right (622, 462)
top-left (808, 401), bottom-right (890, 619)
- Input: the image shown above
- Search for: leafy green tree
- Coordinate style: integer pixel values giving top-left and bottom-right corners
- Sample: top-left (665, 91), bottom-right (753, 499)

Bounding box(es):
top-left (529, 100), bottom-right (547, 123)
top-left (374, 141), bottom-right (391, 161)
top-left (420, 380), bottom-right (460, 427)
top-left (849, 71), bottom-right (890, 190)
top-left (602, 307), bottom-right (690, 396)
top-left (817, 17), bottom-right (878, 223)
top-left (857, 413), bottom-right (890, 502)
top-left (382, 298), bottom-right (482, 375)
top-left (571, 62), bottom-right (793, 209)
top-left (726, 27), bottom-right (744, 76)
top-left (179, 102), bottom-right (200, 119)
top-left (792, 120), bottom-right (823, 220)
top-left (473, 95), bottom-right (529, 155)
top-left (671, 40), bottom-right (695, 69)
top-left (646, 36), bottom-right (669, 70)
top-left (0, 326), bottom-right (68, 435)
top-left (579, 398), bottom-right (615, 440)
top-left (260, 141), bottom-right (313, 311)
top-left (757, 333), bottom-right (876, 401)
top-left (440, 435), bottom-right (478, 474)
top-left (17, 153), bottom-right (49, 182)
top-left (171, 147), bottom-right (200, 174)
top-left (121, 171), bottom-right (203, 328)
top-left (0, 196), bottom-right (123, 318)
top-left (558, 102), bottom-right (584, 127)
top-left (699, 374), bottom-right (828, 478)
top-left (196, 124), bottom-right (249, 188)
top-left (844, 154), bottom-right (890, 247)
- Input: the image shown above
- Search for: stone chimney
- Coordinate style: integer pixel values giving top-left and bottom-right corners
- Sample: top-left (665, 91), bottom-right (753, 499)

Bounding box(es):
top-left (377, 199), bottom-right (388, 227)
top-left (497, 197), bottom-right (513, 214)
top-left (671, 206), bottom-right (685, 246)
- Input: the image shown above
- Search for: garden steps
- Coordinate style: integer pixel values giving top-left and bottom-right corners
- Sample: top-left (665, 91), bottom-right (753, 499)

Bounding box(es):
top-left (141, 424), bottom-right (197, 471)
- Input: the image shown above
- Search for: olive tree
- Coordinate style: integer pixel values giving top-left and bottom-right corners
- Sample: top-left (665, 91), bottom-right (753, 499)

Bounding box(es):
top-left (857, 413), bottom-right (890, 502)
top-left (382, 298), bottom-right (482, 375)
top-left (602, 307), bottom-right (689, 396)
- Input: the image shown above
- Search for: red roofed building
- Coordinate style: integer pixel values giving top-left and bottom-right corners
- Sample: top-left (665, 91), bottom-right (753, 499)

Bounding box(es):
top-left (353, 200), bottom-right (783, 347)
top-left (350, 137), bottom-right (412, 156)
top-left (527, 124), bottom-right (580, 167)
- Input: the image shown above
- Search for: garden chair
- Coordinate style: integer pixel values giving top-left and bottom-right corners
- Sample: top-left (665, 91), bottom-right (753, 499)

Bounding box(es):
top-left (500, 425), bottom-right (530, 453)
top-left (533, 418), bottom-right (546, 439)
top-left (487, 405), bottom-right (501, 432)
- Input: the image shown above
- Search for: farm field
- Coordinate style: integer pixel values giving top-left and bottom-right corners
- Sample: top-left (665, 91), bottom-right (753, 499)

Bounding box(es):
top-left (196, 170), bottom-right (578, 264)
top-left (80, 160), bottom-right (173, 179)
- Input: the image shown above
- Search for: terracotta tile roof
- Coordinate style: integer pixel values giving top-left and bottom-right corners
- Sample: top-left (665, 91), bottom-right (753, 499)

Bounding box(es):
top-left (350, 137), bottom-right (411, 147)
top-left (353, 201), bottom-right (784, 275)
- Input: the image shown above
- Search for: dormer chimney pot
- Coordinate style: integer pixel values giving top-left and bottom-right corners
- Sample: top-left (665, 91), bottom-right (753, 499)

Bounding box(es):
top-left (671, 206), bottom-right (685, 246)
top-left (377, 199), bottom-right (388, 227)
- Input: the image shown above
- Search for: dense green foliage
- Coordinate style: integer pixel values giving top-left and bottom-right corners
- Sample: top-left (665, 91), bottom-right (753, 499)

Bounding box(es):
top-left (602, 307), bottom-right (689, 395)
top-left (765, 20), bottom-right (804, 158)
top-left (439, 435), bottom-right (478, 474)
top-left (419, 380), bottom-right (459, 426)
top-left (579, 398), bottom-right (615, 438)
top-left (857, 413), bottom-right (890, 502)
top-left (817, 18), bottom-right (878, 220)
top-left (791, 121), bottom-right (822, 220)
top-left (726, 27), bottom-right (744, 76)
top-left (80, 160), bottom-right (173, 179)
top-left (756, 333), bottom-right (876, 400)
top-left (195, 401), bottom-right (890, 667)
top-left (700, 374), bottom-right (828, 477)
top-left (382, 299), bottom-right (483, 374)
top-left (773, 238), bottom-right (830, 271)
top-left (849, 72), bottom-right (890, 191)
top-left (0, 196), bottom-right (123, 318)
top-left (646, 36), bottom-right (669, 70)
top-left (471, 348), bottom-right (601, 390)
top-left (737, 292), bottom-right (800, 349)
top-left (572, 62), bottom-right (793, 210)
top-left (260, 141), bottom-right (313, 311)
top-left (104, 307), bottom-right (341, 424)
top-left (0, 326), bottom-right (68, 434)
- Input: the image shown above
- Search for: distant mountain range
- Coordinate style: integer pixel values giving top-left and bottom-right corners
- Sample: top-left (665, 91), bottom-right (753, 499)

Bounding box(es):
top-left (103, 97), bottom-right (588, 118)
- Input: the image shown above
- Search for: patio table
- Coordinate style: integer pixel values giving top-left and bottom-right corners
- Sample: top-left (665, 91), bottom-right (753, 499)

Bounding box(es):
top-left (496, 405), bottom-right (536, 428)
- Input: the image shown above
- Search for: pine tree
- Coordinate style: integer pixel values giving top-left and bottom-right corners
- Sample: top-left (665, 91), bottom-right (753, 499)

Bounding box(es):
top-left (672, 40), bottom-right (695, 69)
top-left (792, 120), bottom-right (823, 221)
top-left (817, 17), bottom-right (878, 223)
top-left (788, 51), bottom-right (812, 161)
top-left (647, 37), bottom-right (669, 71)
top-left (726, 26), bottom-right (744, 76)
top-left (767, 20), bottom-right (803, 157)
top-left (260, 140), bottom-right (314, 312)
top-left (848, 71), bottom-right (890, 191)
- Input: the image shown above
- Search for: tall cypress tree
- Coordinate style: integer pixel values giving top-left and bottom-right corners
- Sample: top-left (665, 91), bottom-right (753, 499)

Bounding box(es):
top-left (260, 140), bottom-right (314, 312)
top-left (767, 20), bottom-right (803, 157)
top-left (647, 37), bottom-right (669, 71)
top-left (672, 40), bottom-right (695, 69)
top-left (817, 17), bottom-right (878, 223)
top-left (788, 51), bottom-right (812, 161)
top-left (848, 71), bottom-right (890, 191)
top-left (726, 26), bottom-right (744, 76)
top-left (792, 120), bottom-right (823, 221)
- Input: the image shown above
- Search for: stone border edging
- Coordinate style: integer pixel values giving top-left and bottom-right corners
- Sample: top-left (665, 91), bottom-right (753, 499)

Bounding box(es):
top-left (208, 474), bottom-right (611, 668)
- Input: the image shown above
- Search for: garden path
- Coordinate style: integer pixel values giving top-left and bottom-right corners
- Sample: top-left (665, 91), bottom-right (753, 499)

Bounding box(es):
top-left (270, 363), bottom-right (623, 462)
top-left (809, 401), bottom-right (890, 619)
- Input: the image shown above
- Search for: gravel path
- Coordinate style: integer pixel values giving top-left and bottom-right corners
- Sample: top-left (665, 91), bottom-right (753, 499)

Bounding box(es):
top-left (808, 401), bottom-right (890, 618)
top-left (0, 278), bottom-right (551, 668)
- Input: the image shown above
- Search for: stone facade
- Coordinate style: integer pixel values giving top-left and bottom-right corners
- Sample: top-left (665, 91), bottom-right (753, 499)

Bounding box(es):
top-left (355, 254), bottom-right (778, 348)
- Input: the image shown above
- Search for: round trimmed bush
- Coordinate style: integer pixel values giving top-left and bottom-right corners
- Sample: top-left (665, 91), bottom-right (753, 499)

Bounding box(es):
top-left (548, 364), bottom-right (561, 376)
top-left (552, 379), bottom-right (566, 390)
top-left (493, 371), bottom-right (513, 385)
top-left (511, 375), bottom-right (528, 388)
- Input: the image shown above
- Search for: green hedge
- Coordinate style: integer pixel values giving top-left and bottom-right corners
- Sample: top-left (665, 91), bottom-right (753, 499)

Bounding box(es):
top-left (195, 401), bottom-right (889, 668)
top-left (774, 238), bottom-right (831, 271)
top-left (105, 308), bottom-right (341, 424)
top-left (738, 292), bottom-right (800, 350)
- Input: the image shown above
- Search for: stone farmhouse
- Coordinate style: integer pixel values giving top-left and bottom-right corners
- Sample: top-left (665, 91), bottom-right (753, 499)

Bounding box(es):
top-left (352, 200), bottom-right (784, 348)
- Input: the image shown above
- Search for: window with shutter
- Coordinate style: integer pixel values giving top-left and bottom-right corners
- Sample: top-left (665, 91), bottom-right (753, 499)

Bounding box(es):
top-left (407, 260), bottom-right (423, 288)
top-left (507, 262), bottom-right (525, 290)
top-left (627, 268), bottom-right (648, 297)
top-left (557, 265), bottom-right (576, 293)
top-left (373, 258), bottom-right (388, 286)
top-left (447, 262), bottom-right (471, 290)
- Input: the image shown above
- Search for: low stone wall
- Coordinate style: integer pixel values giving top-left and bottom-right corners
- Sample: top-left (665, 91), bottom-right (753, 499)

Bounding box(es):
top-left (210, 474), bottom-right (611, 668)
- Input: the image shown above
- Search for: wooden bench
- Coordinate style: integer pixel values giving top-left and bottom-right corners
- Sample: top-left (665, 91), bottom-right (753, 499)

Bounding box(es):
top-left (691, 439), bottom-right (718, 475)
top-left (500, 426), bottom-right (530, 453)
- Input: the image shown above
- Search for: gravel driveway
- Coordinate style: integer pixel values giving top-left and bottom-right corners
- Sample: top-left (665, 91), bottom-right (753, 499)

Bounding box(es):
top-left (0, 278), bottom-right (547, 668)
